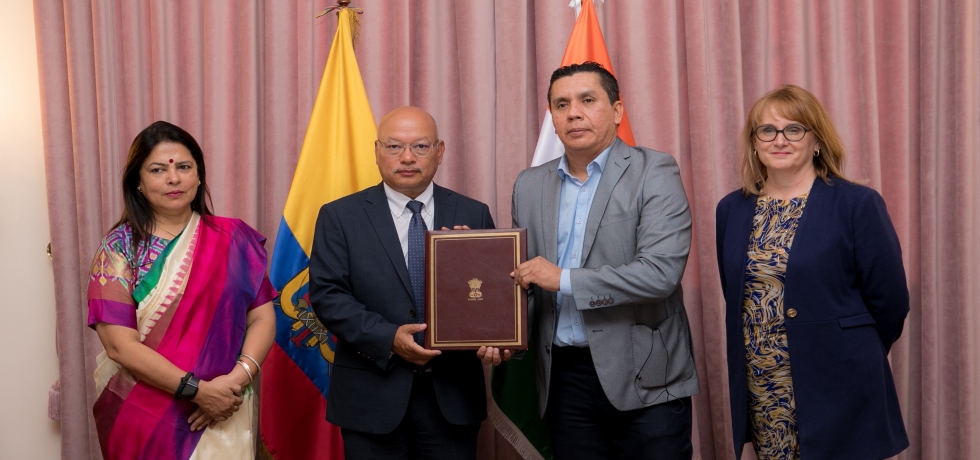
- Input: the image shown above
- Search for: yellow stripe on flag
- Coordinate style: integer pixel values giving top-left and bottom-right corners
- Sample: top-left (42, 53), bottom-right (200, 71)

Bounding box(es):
top-left (282, 8), bottom-right (380, 256)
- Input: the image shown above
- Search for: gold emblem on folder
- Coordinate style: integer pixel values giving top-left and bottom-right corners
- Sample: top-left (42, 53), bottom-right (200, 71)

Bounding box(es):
top-left (468, 278), bottom-right (483, 300)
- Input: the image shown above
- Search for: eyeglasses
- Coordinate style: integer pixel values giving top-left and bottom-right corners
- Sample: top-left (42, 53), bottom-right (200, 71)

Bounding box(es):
top-left (376, 140), bottom-right (438, 157)
top-left (753, 124), bottom-right (810, 142)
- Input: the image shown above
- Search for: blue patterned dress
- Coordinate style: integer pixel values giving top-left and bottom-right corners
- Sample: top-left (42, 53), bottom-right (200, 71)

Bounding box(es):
top-left (742, 194), bottom-right (808, 459)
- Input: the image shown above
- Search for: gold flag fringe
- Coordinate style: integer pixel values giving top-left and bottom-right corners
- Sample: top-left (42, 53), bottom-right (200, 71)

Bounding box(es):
top-left (316, 2), bottom-right (363, 48)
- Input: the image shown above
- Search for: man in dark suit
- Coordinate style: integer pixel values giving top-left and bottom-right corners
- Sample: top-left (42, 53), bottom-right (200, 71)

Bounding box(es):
top-left (309, 106), bottom-right (500, 459)
top-left (511, 62), bottom-right (700, 459)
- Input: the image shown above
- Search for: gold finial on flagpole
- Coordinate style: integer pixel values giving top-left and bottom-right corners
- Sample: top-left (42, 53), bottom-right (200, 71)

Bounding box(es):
top-left (316, 2), bottom-right (363, 47)
top-left (316, 1), bottom-right (362, 18)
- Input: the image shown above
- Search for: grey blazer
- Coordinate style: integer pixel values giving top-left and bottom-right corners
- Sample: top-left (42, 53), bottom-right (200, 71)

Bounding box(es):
top-left (511, 138), bottom-right (700, 416)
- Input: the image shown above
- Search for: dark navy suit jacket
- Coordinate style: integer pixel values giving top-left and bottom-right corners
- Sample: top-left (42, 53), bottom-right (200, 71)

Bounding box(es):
top-left (716, 178), bottom-right (909, 459)
top-left (309, 183), bottom-right (494, 434)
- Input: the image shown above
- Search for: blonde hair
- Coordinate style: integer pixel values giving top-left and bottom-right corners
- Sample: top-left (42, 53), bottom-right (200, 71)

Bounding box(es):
top-left (739, 85), bottom-right (849, 195)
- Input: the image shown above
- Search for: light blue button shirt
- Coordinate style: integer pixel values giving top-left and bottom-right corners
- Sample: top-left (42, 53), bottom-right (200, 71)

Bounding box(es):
top-left (554, 146), bottom-right (612, 347)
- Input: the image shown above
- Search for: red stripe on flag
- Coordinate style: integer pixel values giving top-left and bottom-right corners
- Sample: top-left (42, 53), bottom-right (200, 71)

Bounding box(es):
top-left (260, 343), bottom-right (344, 459)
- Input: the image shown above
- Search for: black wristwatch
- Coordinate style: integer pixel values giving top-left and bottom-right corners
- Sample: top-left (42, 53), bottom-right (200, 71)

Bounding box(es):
top-left (174, 372), bottom-right (200, 400)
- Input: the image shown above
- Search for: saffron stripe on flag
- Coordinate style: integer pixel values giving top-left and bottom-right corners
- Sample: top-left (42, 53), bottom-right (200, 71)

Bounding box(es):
top-left (530, 0), bottom-right (634, 168)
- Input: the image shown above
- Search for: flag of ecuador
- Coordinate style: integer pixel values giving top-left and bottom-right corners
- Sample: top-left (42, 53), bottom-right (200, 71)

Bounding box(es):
top-left (259, 7), bottom-right (379, 460)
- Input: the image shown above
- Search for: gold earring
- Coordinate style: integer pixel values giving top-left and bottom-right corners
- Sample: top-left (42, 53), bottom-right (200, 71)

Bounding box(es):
top-left (814, 149), bottom-right (821, 157)
top-left (753, 150), bottom-right (758, 156)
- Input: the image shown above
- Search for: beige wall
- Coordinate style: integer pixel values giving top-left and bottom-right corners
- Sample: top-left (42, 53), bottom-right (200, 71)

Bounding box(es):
top-left (0, 0), bottom-right (63, 458)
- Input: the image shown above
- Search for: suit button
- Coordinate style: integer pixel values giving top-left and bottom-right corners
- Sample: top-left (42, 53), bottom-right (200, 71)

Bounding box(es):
top-left (589, 301), bottom-right (596, 307)
top-left (786, 308), bottom-right (797, 318)
top-left (546, 346), bottom-right (551, 352)
top-left (409, 309), bottom-right (416, 318)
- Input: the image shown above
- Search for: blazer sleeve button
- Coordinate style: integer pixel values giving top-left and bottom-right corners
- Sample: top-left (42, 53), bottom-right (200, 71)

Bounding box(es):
top-left (786, 308), bottom-right (797, 318)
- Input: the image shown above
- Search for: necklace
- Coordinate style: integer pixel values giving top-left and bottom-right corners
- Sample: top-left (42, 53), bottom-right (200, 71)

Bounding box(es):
top-left (154, 220), bottom-right (183, 238)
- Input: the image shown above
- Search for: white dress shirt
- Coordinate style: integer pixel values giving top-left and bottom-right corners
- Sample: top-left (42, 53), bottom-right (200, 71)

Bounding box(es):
top-left (382, 182), bottom-right (435, 263)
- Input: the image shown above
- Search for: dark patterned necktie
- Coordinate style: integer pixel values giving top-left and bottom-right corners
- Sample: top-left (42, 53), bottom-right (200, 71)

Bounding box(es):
top-left (406, 200), bottom-right (426, 345)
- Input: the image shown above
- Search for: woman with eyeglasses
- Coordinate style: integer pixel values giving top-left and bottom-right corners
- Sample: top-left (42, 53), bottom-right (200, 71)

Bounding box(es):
top-left (715, 85), bottom-right (909, 459)
top-left (87, 121), bottom-right (276, 459)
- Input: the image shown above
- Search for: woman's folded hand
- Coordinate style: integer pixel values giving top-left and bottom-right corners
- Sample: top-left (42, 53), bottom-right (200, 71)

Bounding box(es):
top-left (191, 374), bottom-right (243, 421)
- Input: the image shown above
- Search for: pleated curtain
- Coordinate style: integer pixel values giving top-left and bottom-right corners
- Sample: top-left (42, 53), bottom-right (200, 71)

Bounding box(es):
top-left (33, 1), bottom-right (979, 459)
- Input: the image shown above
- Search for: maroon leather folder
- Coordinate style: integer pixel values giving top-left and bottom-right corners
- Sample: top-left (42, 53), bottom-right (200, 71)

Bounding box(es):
top-left (423, 228), bottom-right (528, 350)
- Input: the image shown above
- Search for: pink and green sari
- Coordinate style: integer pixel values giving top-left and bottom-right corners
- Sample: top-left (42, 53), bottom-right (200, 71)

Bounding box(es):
top-left (88, 213), bottom-right (276, 460)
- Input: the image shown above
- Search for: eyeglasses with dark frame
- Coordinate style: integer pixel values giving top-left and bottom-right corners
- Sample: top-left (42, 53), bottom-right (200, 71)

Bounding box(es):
top-left (376, 140), bottom-right (438, 157)
top-left (753, 124), bottom-right (810, 142)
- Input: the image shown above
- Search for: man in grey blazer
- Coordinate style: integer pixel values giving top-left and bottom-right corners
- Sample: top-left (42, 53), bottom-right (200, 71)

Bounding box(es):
top-left (512, 62), bottom-right (699, 459)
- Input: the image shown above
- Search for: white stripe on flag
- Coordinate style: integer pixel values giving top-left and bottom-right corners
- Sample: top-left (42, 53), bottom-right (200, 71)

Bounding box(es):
top-left (531, 111), bottom-right (564, 167)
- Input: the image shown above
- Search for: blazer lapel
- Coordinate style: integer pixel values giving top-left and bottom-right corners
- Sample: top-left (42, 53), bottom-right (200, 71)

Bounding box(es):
top-left (726, 193), bottom-right (756, 266)
top-left (788, 176), bottom-right (824, 249)
top-left (723, 190), bottom-right (758, 310)
top-left (363, 184), bottom-right (414, 296)
top-left (432, 184), bottom-right (456, 230)
top-left (783, 176), bottom-right (825, 280)
top-left (581, 139), bottom-right (629, 263)
top-left (542, 164), bottom-right (562, 264)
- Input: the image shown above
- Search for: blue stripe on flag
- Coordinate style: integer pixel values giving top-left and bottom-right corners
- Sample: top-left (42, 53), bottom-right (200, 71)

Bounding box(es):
top-left (270, 217), bottom-right (309, 289)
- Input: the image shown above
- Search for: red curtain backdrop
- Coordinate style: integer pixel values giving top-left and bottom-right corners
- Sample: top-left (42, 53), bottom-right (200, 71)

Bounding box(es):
top-left (33, 1), bottom-right (979, 459)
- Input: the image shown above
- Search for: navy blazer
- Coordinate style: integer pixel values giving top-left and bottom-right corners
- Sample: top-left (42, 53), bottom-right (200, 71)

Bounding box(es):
top-left (309, 183), bottom-right (494, 434)
top-left (716, 178), bottom-right (909, 459)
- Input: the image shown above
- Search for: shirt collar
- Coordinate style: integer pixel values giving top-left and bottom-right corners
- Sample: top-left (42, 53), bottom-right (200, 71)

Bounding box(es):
top-left (557, 143), bottom-right (613, 180)
top-left (383, 181), bottom-right (435, 218)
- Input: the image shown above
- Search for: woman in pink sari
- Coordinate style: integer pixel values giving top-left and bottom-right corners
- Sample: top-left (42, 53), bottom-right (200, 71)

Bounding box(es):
top-left (87, 121), bottom-right (276, 459)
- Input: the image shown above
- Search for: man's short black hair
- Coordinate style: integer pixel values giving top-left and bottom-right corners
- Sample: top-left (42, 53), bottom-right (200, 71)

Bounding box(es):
top-left (547, 61), bottom-right (620, 106)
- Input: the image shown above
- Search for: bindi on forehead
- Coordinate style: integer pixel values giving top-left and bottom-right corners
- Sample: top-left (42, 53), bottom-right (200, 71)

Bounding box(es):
top-left (169, 159), bottom-right (174, 163)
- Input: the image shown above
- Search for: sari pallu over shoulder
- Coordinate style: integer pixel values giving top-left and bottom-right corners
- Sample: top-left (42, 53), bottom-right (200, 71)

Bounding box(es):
top-left (88, 214), bottom-right (276, 460)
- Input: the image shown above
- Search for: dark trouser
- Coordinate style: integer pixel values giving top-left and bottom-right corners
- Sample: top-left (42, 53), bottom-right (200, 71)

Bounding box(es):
top-left (341, 373), bottom-right (480, 460)
top-left (547, 346), bottom-right (693, 460)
